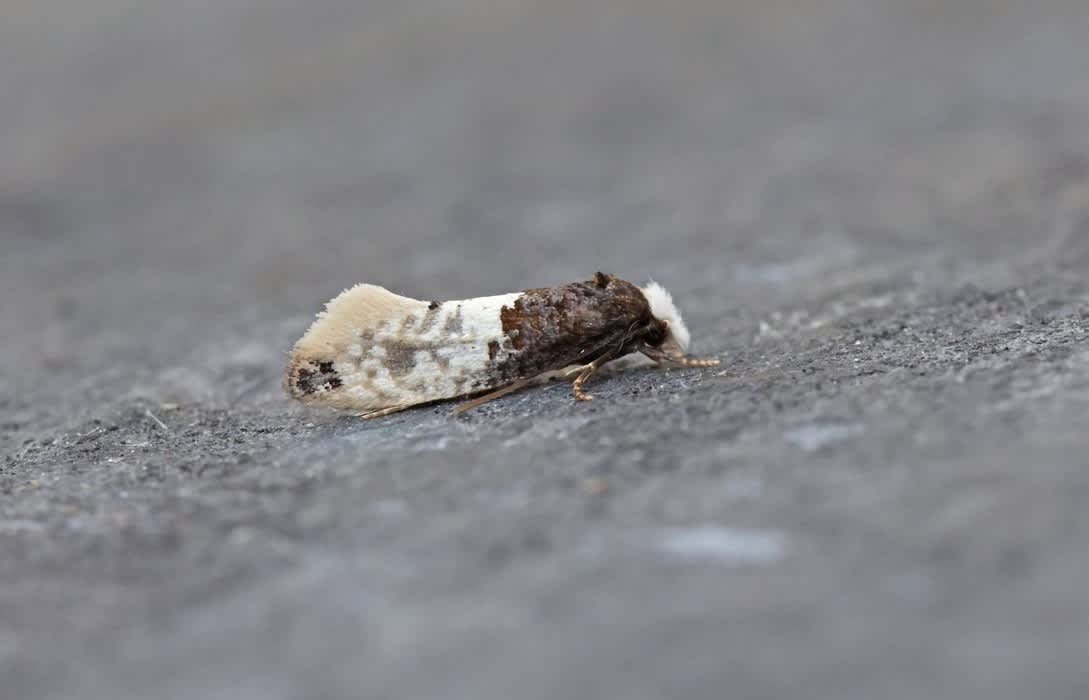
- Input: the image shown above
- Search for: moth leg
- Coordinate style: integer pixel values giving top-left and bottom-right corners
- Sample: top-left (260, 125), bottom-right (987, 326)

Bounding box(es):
top-left (572, 365), bottom-right (596, 401)
top-left (641, 346), bottom-right (720, 367)
top-left (571, 352), bottom-right (619, 402)
top-left (452, 377), bottom-right (538, 416)
top-left (555, 365), bottom-right (585, 381)
top-left (356, 404), bottom-right (414, 420)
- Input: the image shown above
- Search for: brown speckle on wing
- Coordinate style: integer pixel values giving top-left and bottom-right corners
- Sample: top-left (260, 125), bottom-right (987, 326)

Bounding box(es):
top-left (496, 273), bottom-right (660, 380)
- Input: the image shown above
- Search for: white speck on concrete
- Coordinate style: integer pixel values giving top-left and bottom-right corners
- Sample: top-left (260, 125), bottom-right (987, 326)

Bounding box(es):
top-left (784, 422), bottom-right (864, 452)
top-left (657, 527), bottom-right (788, 564)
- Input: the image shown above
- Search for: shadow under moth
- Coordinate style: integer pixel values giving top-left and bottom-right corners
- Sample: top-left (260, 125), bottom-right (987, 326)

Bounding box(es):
top-left (285, 272), bottom-right (718, 418)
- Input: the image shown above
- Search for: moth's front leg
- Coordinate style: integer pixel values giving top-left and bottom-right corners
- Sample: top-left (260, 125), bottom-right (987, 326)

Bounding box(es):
top-left (570, 351), bottom-right (620, 402)
top-left (572, 364), bottom-right (596, 401)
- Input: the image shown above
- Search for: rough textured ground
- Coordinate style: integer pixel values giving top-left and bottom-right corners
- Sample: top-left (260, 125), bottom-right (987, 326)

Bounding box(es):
top-left (4, 1), bottom-right (1089, 698)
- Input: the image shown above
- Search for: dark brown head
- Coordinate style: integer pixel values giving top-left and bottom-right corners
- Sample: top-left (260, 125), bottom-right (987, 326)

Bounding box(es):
top-left (590, 272), bottom-right (692, 360)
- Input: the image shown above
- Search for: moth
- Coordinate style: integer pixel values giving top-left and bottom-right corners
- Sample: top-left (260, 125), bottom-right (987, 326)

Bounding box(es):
top-left (284, 272), bottom-right (718, 418)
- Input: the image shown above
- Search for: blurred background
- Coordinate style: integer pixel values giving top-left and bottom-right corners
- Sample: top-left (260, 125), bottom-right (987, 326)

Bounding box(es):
top-left (4, 1), bottom-right (1089, 699)
top-left (5, 0), bottom-right (1089, 409)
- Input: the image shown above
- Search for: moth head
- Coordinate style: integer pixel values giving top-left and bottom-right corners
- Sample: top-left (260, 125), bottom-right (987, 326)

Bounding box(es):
top-left (640, 280), bottom-right (690, 357)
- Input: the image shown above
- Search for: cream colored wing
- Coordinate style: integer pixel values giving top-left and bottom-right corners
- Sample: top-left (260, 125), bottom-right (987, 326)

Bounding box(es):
top-left (285, 283), bottom-right (522, 412)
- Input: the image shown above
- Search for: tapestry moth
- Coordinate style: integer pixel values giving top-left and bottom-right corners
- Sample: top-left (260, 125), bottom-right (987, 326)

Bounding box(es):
top-left (284, 272), bottom-right (718, 418)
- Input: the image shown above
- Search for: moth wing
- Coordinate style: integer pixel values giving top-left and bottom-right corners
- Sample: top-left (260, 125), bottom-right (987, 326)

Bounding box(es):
top-left (291, 283), bottom-right (429, 357)
top-left (287, 286), bottom-right (520, 412)
top-left (286, 284), bottom-right (429, 410)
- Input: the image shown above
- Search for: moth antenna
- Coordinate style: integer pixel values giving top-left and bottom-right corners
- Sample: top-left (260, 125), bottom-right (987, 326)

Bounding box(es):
top-left (674, 356), bottom-right (720, 367)
top-left (357, 404), bottom-right (413, 420)
top-left (641, 346), bottom-right (720, 367)
top-left (453, 377), bottom-right (539, 415)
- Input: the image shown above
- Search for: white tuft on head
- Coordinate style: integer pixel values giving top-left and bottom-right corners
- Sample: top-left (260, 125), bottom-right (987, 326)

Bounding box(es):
top-left (640, 281), bottom-right (690, 351)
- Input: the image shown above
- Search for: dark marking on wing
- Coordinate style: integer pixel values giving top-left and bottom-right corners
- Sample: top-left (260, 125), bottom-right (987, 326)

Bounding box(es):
top-left (496, 273), bottom-right (664, 381)
top-left (443, 305), bottom-right (464, 334)
top-left (419, 304), bottom-right (442, 333)
top-left (429, 348), bottom-right (451, 370)
top-left (381, 342), bottom-right (417, 376)
top-left (286, 359), bottom-right (343, 398)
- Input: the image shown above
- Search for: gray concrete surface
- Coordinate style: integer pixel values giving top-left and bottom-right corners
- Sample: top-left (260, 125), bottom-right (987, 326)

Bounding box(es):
top-left (4, 1), bottom-right (1089, 698)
